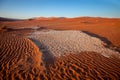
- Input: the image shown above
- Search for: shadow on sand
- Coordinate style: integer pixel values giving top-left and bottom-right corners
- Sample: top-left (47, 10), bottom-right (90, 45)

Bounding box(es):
top-left (82, 31), bottom-right (112, 45)
top-left (29, 38), bottom-right (56, 69)
top-left (82, 31), bottom-right (120, 52)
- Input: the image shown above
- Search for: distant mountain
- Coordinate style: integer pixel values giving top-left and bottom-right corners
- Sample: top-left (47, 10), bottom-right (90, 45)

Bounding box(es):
top-left (58, 17), bottom-right (66, 19)
top-left (27, 17), bottom-right (67, 20)
top-left (0, 17), bottom-right (24, 21)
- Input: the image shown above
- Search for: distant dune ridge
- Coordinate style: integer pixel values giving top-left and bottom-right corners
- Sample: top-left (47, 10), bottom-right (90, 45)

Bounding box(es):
top-left (0, 17), bottom-right (23, 21)
top-left (0, 17), bottom-right (120, 46)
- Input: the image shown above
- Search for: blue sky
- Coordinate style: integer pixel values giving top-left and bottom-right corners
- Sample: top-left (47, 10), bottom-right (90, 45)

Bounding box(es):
top-left (0, 0), bottom-right (120, 19)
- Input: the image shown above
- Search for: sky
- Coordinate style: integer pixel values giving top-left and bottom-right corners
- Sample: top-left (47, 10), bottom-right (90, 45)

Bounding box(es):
top-left (0, 0), bottom-right (120, 19)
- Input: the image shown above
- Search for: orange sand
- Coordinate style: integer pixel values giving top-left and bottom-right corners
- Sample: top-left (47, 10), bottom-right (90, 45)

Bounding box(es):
top-left (47, 52), bottom-right (120, 79)
top-left (0, 33), bottom-right (45, 79)
top-left (0, 17), bottom-right (120, 79)
top-left (0, 17), bottom-right (120, 47)
top-left (0, 32), bottom-right (120, 79)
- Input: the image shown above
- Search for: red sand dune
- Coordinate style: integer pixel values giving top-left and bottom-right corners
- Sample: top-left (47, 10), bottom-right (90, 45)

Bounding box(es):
top-left (0, 33), bottom-right (45, 79)
top-left (47, 52), bottom-right (120, 80)
top-left (0, 31), bottom-right (120, 79)
top-left (0, 17), bottom-right (120, 47)
top-left (0, 17), bottom-right (120, 79)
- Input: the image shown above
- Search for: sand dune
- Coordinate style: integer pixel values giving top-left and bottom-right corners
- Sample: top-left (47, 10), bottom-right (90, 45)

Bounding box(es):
top-left (0, 31), bottom-right (120, 79)
top-left (0, 17), bottom-right (120, 79)
top-left (0, 33), bottom-right (45, 79)
top-left (46, 52), bottom-right (120, 80)
top-left (0, 17), bottom-right (120, 46)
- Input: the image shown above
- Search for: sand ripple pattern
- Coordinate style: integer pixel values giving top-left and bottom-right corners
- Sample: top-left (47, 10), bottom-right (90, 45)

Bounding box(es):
top-left (29, 30), bottom-right (120, 58)
top-left (0, 33), bottom-right (44, 80)
top-left (47, 52), bottom-right (120, 80)
top-left (0, 32), bottom-right (120, 79)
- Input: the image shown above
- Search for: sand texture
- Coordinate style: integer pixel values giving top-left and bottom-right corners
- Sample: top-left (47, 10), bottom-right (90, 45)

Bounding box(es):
top-left (0, 33), bottom-right (45, 80)
top-left (1, 17), bottom-right (120, 46)
top-left (0, 30), bottom-right (120, 80)
top-left (46, 52), bottom-right (120, 80)
top-left (0, 17), bottom-right (120, 79)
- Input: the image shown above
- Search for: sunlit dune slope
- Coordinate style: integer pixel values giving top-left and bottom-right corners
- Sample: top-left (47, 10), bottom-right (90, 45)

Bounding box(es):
top-left (47, 52), bottom-right (120, 80)
top-left (0, 17), bottom-right (120, 46)
top-left (0, 33), bottom-right (45, 80)
top-left (0, 31), bottom-right (120, 79)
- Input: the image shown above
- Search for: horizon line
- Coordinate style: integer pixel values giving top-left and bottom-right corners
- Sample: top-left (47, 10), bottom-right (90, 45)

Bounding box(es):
top-left (0, 16), bottom-right (120, 19)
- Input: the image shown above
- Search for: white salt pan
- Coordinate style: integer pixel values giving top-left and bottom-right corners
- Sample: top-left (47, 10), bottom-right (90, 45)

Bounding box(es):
top-left (29, 30), bottom-right (120, 58)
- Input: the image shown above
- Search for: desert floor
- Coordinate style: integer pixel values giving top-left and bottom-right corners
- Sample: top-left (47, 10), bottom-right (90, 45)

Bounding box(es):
top-left (0, 17), bottom-right (120, 80)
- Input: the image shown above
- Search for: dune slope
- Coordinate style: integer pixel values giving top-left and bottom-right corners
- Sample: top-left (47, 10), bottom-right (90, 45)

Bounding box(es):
top-left (0, 33), bottom-right (45, 80)
top-left (46, 52), bottom-right (120, 80)
top-left (0, 30), bottom-right (120, 80)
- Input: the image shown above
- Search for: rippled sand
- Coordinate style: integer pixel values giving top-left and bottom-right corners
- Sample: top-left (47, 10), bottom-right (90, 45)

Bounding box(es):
top-left (0, 31), bottom-right (120, 80)
top-left (0, 33), bottom-right (45, 80)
